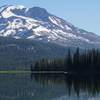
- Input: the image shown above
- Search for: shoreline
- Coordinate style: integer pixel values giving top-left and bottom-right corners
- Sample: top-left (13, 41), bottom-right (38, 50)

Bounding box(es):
top-left (0, 71), bottom-right (100, 76)
top-left (0, 70), bottom-right (66, 74)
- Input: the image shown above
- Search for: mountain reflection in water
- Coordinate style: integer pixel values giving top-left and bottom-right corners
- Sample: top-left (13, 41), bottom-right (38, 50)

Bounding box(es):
top-left (33, 73), bottom-right (100, 96)
top-left (0, 73), bottom-right (100, 100)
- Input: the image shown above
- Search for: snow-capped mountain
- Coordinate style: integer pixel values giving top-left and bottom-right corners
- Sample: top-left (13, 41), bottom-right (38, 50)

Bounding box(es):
top-left (0, 5), bottom-right (100, 48)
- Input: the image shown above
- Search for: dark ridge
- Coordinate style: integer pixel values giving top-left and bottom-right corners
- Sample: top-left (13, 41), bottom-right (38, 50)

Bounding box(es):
top-left (27, 7), bottom-right (50, 21)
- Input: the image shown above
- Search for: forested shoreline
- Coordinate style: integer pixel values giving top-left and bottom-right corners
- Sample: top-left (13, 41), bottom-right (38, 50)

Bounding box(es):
top-left (33, 48), bottom-right (100, 75)
top-left (0, 37), bottom-right (68, 70)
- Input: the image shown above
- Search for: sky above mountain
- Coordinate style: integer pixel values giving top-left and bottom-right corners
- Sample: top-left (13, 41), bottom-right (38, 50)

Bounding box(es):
top-left (0, 0), bottom-right (100, 35)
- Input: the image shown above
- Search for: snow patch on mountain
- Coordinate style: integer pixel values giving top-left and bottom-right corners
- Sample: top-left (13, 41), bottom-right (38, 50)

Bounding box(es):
top-left (0, 5), bottom-right (100, 48)
top-left (1, 5), bottom-right (25, 18)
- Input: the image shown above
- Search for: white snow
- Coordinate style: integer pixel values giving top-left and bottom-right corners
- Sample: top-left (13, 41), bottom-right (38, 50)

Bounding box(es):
top-left (4, 29), bottom-right (16, 36)
top-left (49, 16), bottom-right (64, 28)
top-left (27, 35), bottom-right (35, 39)
top-left (0, 29), bottom-right (5, 34)
top-left (19, 29), bottom-right (23, 32)
top-left (2, 9), bottom-right (14, 18)
top-left (14, 36), bottom-right (20, 39)
top-left (0, 5), bottom-right (99, 47)
top-left (65, 25), bottom-right (72, 30)
top-left (33, 26), bottom-right (50, 33)
top-left (1, 5), bottom-right (25, 18)
top-left (1, 5), bottom-right (39, 24)
top-left (0, 6), bottom-right (5, 12)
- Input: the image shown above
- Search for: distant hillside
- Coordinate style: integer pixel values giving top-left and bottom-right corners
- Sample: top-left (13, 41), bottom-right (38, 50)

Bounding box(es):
top-left (0, 37), bottom-right (68, 70)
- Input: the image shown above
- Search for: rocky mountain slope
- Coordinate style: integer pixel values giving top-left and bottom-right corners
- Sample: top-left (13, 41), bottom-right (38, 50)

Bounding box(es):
top-left (0, 5), bottom-right (100, 48)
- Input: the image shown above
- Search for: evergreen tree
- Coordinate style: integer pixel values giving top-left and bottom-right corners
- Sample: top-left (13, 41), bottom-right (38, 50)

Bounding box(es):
top-left (33, 48), bottom-right (100, 75)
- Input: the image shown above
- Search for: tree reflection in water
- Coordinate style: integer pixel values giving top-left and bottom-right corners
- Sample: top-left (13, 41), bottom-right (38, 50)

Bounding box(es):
top-left (32, 73), bottom-right (100, 97)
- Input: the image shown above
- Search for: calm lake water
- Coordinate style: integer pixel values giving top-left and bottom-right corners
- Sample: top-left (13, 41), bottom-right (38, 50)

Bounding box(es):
top-left (0, 73), bottom-right (100, 100)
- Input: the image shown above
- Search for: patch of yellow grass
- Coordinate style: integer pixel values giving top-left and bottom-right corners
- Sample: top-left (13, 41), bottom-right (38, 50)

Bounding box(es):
top-left (0, 71), bottom-right (65, 74)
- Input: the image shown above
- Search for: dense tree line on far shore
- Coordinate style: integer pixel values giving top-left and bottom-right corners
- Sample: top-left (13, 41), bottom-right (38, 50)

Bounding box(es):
top-left (0, 37), bottom-right (67, 70)
top-left (33, 48), bottom-right (100, 74)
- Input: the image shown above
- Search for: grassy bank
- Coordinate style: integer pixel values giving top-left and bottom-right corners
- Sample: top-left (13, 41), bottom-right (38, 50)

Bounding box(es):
top-left (0, 70), bottom-right (65, 74)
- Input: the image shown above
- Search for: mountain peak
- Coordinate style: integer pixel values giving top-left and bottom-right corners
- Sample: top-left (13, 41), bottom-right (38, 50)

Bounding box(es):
top-left (0, 5), bottom-right (100, 48)
top-left (0, 5), bottom-right (26, 10)
top-left (0, 5), bottom-right (27, 18)
top-left (31, 7), bottom-right (48, 13)
top-left (27, 6), bottom-right (49, 21)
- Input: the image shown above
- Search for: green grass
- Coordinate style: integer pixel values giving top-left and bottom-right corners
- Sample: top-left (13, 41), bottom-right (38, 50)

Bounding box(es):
top-left (0, 70), bottom-right (65, 74)
top-left (0, 70), bottom-right (31, 74)
top-left (31, 71), bottom-right (65, 74)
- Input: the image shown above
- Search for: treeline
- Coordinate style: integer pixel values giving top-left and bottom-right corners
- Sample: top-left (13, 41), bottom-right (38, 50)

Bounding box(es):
top-left (33, 48), bottom-right (100, 74)
top-left (0, 37), bottom-right (67, 70)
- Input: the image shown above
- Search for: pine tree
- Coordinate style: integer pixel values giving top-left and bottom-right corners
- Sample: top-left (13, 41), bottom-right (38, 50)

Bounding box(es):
top-left (66, 48), bottom-right (72, 71)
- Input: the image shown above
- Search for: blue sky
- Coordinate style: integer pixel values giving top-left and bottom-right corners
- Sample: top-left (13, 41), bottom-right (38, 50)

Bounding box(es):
top-left (0, 0), bottom-right (100, 35)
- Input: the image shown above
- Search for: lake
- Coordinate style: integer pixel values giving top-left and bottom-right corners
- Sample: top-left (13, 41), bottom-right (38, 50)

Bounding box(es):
top-left (0, 73), bottom-right (100, 100)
